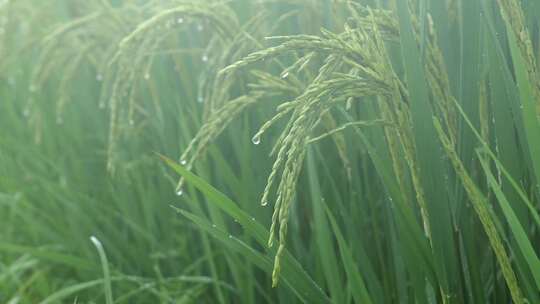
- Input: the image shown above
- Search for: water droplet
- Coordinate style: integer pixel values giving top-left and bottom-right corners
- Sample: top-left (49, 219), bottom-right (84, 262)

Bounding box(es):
top-left (144, 73), bottom-right (150, 80)
top-left (177, 17), bottom-right (184, 24)
top-left (129, 119), bottom-right (134, 126)
top-left (212, 224), bottom-right (216, 228)
top-left (29, 85), bottom-right (37, 93)
top-left (180, 159), bottom-right (187, 165)
top-left (176, 189), bottom-right (183, 196)
top-left (197, 96), bottom-right (204, 103)
top-left (23, 108), bottom-right (30, 117)
top-left (201, 54), bottom-right (208, 62)
top-left (56, 117), bottom-right (64, 125)
top-left (261, 200), bottom-right (268, 206)
top-left (228, 235), bottom-right (232, 238)
top-left (252, 134), bottom-right (261, 145)
top-left (96, 74), bottom-right (103, 82)
top-left (197, 24), bottom-right (204, 31)
top-left (251, 217), bottom-right (255, 221)
top-left (99, 102), bottom-right (106, 109)
top-left (281, 72), bottom-right (289, 79)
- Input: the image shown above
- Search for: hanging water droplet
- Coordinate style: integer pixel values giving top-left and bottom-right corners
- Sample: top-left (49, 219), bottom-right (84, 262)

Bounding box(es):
top-left (261, 200), bottom-right (268, 206)
top-left (251, 217), bottom-right (255, 221)
top-left (176, 189), bottom-right (183, 196)
top-left (96, 74), bottom-right (103, 82)
top-left (129, 119), bottom-right (134, 126)
top-left (281, 71), bottom-right (289, 79)
top-left (144, 73), bottom-right (150, 80)
top-left (201, 54), bottom-right (208, 62)
top-left (228, 235), bottom-right (232, 238)
top-left (252, 134), bottom-right (261, 145)
top-left (177, 17), bottom-right (184, 24)
top-left (212, 224), bottom-right (216, 228)
top-left (99, 102), bottom-right (106, 109)
top-left (197, 96), bottom-right (204, 103)
top-left (197, 24), bottom-right (204, 31)
top-left (180, 159), bottom-right (187, 165)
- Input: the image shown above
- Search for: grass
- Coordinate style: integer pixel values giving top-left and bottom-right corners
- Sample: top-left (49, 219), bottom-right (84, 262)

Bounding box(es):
top-left (0, 0), bottom-right (539, 303)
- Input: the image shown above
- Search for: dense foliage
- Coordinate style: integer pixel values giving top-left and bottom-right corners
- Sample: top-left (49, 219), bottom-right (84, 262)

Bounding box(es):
top-left (1, 0), bottom-right (539, 303)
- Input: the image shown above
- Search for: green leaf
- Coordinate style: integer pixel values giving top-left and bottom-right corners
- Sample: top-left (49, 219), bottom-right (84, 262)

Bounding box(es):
top-left (160, 154), bottom-right (330, 304)
top-left (477, 149), bottom-right (540, 290)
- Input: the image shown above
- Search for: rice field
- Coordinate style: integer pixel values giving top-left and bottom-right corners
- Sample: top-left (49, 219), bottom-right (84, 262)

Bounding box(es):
top-left (1, 0), bottom-right (539, 303)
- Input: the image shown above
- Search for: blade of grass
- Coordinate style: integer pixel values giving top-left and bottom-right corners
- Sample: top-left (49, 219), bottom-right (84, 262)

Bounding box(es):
top-left (395, 1), bottom-right (459, 300)
top-left (90, 235), bottom-right (113, 304)
top-left (174, 207), bottom-right (329, 304)
top-left (305, 148), bottom-right (344, 304)
top-left (323, 202), bottom-right (374, 304)
top-left (504, 15), bottom-right (540, 197)
top-left (477, 149), bottom-right (540, 290)
top-left (159, 154), bottom-right (330, 303)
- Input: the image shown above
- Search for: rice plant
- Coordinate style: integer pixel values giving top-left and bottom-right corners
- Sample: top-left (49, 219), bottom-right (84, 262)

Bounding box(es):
top-left (1, 0), bottom-right (539, 303)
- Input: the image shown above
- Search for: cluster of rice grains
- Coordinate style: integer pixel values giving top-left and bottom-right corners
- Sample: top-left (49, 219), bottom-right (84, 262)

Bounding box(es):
top-left (103, 2), bottom-right (243, 173)
top-left (188, 3), bottom-right (461, 286)
top-left (103, 1), bottom-right (463, 288)
top-left (9, 1), bottom-right (247, 173)
top-left (193, 2), bottom-right (534, 297)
